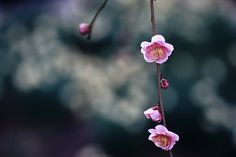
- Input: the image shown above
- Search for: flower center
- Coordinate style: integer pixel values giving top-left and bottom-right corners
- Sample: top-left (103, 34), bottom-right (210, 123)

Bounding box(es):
top-left (153, 135), bottom-right (169, 147)
top-left (150, 48), bottom-right (165, 60)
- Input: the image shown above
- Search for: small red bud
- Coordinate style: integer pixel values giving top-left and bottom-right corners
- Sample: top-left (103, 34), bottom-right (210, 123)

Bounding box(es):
top-left (79, 23), bottom-right (90, 35)
top-left (161, 79), bottom-right (169, 89)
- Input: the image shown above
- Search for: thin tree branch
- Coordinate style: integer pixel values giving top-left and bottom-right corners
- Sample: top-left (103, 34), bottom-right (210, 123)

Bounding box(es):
top-left (87, 0), bottom-right (109, 40)
top-left (149, 0), bottom-right (173, 157)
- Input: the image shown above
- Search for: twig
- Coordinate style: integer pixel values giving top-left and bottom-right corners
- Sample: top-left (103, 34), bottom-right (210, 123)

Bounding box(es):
top-left (87, 0), bottom-right (109, 40)
top-left (149, 0), bottom-right (173, 157)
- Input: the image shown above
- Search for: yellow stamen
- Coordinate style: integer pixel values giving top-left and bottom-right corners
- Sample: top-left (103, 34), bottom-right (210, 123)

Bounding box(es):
top-left (153, 135), bottom-right (169, 147)
top-left (150, 48), bottom-right (165, 60)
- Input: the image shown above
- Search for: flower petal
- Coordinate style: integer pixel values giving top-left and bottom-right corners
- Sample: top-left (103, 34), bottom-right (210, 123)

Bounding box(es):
top-left (148, 134), bottom-right (155, 141)
top-left (148, 129), bottom-right (158, 134)
top-left (151, 35), bottom-right (165, 43)
top-left (144, 114), bottom-right (151, 119)
top-left (156, 56), bottom-right (169, 64)
top-left (166, 140), bottom-right (175, 150)
top-left (141, 48), bottom-right (146, 54)
top-left (163, 43), bottom-right (174, 52)
top-left (154, 142), bottom-right (165, 149)
top-left (141, 41), bottom-right (151, 48)
top-left (144, 108), bottom-right (154, 115)
top-left (150, 112), bottom-right (162, 122)
top-left (155, 125), bottom-right (169, 134)
top-left (168, 131), bottom-right (179, 141)
top-left (165, 50), bottom-right (172, 57)
top-left (143, 52), bottom-right (157, 63)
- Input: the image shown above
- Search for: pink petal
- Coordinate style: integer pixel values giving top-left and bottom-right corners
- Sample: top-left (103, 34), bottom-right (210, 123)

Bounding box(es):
top-left (154, 142), bottom-right (165, 149)
top-left (153, 141), bottom-right (170, 151)
top-left (144, 108), bottom-right (154, 115)
top-left (150, 112), bottom-right (162, 121)
top-left (166, 139), bottom-right (176, 150)
top-left (148, 129), bottom-right (158, 134)
top-left (163, 43), bottom-right (174, 52)
top-left (155, 56), bottom-right (168, 64)
top-left (143, 52), bottom-right (157, 63)
top-left (141, 41), bottom-right (151, 48)
top-left (151, 35), bottom-right (165, 43)
top-left (165, 50), bottom-right (172, 57)
top-left (168, 131), bottom-right (179, 141)
top-left (144, 114), bottom-right (151, 119)
top-left (148, 134), bottom-right (155, 141)
top-left (154, 125), bottom-right (169, 134)
top-left (144, 108), bottom-right (162, 121)
top-left (141, 48), bottom-right (147, 54)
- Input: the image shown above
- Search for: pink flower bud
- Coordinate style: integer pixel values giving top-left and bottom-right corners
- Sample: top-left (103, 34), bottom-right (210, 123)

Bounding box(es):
top-left (161, 79), bottom-right (169, 89)
top-left (148, 125), bottom-right (179, 151)
top-left (79, 23), bottom-right (90, 35)
top-left (144, 105), bottom-right (162, 122)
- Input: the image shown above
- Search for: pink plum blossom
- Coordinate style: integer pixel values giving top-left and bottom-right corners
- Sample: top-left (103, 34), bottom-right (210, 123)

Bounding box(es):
top-left (148, 125), bottom-right (179, 151)
top-left (79, 23), bottom-right (90, 35)
top-left (144, 106), bottom-right (162, 122)
top-left (140, 35), bottom-right (174, 64)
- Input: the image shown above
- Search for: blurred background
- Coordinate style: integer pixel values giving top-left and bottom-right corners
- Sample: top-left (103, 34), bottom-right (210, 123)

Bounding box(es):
top-left (0, 0), bottom-right (236, 157)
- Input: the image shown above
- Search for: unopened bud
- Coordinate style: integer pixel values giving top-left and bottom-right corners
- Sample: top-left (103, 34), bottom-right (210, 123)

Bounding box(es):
top-left (161, 79), bottom-right (169, 89)
top-left (79, 23), bottom-right (90, 35)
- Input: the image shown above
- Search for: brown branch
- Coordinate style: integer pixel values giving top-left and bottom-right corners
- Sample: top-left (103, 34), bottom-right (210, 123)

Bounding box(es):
top-left (87, 0), bottom-right (109, 40)
top-left (149, 0), bottom-right (173, 157)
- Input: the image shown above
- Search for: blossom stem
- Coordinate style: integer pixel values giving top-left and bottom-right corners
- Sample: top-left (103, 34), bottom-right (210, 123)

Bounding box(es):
top-left (149, 0), bottom-right (173, 157)
top-left (87, 0), bottom-right (109, 40)
top-left (156, 64), bottom-right (166, 126)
